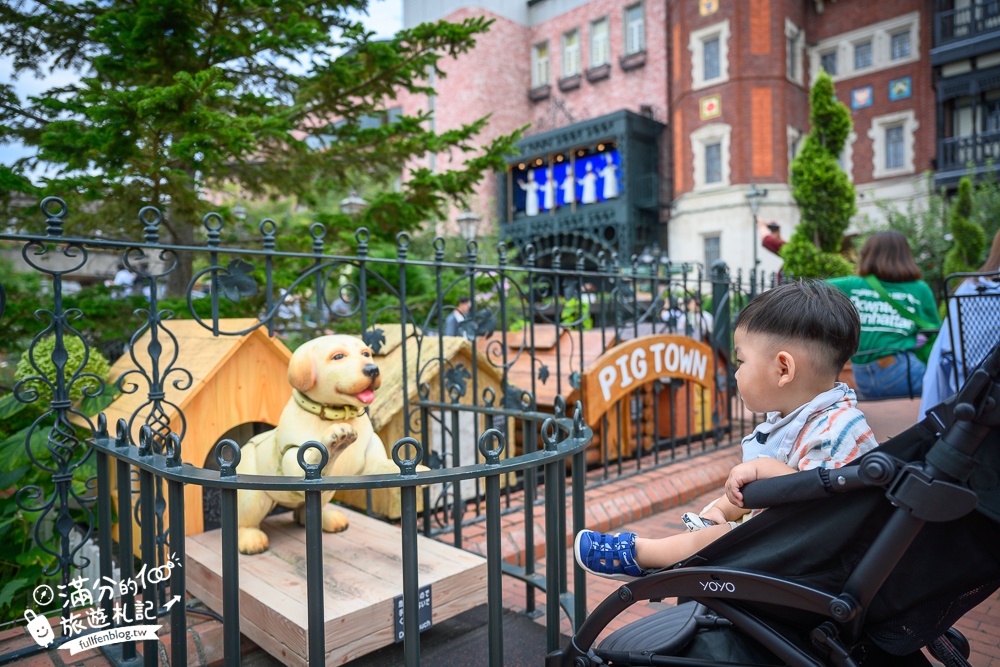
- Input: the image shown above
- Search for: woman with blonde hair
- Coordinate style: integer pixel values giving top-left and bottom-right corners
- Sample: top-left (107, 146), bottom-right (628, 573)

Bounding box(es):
top-left (828, 231), bottom-right (941, 400)
top-left (920, 229), bottom-right (1000, 416)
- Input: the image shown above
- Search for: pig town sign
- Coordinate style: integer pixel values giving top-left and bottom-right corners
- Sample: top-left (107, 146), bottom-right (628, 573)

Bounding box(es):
top-left (580, 335), bottom-right (714, 426)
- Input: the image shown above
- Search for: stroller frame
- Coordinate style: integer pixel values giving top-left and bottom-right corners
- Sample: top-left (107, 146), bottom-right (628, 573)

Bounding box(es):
top-left (549, 342), bottom-right (1000, 667)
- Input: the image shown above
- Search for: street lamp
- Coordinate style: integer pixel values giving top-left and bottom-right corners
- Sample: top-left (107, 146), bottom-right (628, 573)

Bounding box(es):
top-left (457, 209), bottom-right (481, 244)
top-left (745, 183), bottom-right (768, 281)
top-left (338, 188), bottom-right (368, 216)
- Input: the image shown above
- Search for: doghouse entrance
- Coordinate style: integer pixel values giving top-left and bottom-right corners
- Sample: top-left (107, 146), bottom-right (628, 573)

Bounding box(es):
top-left (202, 421), bottom-right (279, 531)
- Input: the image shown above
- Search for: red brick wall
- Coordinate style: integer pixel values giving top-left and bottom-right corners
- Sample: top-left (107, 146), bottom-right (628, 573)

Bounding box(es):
top-left (670, 0), bottom-right (809, 194)
top-left (669, 0), bottom-right (932, 196)
top-left (534, 0), bottom-right (668, 125)
top-left (804, 0), bottom-right (935, 183)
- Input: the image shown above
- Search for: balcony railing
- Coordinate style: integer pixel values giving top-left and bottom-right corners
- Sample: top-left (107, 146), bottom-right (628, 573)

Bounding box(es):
top-left (937, 130), bottom-right (1000, 172)
top-left (935, 0), bottom-right (1000, 47)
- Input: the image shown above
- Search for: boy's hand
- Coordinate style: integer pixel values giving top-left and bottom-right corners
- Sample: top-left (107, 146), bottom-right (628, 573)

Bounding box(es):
top-left (726, 458), bottom-right (797, 507)
top-left (725, 462), bottom-right (760, 507)
top-left (700, 502), bottom-right (729, 525)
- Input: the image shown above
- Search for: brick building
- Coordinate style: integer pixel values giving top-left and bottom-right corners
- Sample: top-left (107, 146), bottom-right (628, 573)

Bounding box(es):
top-left (400, 0), bottom-right (997, 275)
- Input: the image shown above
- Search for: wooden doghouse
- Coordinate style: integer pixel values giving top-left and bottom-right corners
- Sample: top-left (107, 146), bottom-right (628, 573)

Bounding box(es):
top-left (98, 318), bottom-right (294, 551)
top-left (336, 325), bottom-right (514, 518)
top-left (102, 321), bottom-right (512, 550)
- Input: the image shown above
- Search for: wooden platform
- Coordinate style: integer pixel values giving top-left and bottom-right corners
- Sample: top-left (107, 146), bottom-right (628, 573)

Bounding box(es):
top-left (185, 508), bottom-right (487, 666)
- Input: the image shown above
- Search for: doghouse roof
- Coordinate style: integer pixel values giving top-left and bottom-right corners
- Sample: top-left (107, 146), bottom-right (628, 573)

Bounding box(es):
top-left (91, 319), bottom-right (293, 440)
top-left (368, 326), bottom-right (505, 431)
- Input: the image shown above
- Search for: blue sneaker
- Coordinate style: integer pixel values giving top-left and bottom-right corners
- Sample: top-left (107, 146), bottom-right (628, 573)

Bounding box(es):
top-left (574, 530), bottom-right (645, 580)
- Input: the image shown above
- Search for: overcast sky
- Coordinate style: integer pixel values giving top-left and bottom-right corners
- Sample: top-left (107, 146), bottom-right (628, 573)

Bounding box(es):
top-left (0, 0), bottom-right (403, 175)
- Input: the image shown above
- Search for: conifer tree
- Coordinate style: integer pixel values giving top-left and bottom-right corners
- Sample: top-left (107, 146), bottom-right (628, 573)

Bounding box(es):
top-left (782, 71), bottom-right (855, 278)
top-left (0, 1), bottom-right (518, 294)
top-left (943, 176), bottom-right (987, 278)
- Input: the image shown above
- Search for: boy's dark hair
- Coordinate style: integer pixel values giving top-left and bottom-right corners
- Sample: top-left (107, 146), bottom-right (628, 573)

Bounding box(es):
top-left (457, 296), bottom-right (471, 305)
top-left (735, 282), bottom-right (860, 374)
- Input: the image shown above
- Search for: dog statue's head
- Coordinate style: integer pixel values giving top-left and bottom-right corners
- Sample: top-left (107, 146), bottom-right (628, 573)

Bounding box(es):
top-left (288, 335), bottom-right (381, 408)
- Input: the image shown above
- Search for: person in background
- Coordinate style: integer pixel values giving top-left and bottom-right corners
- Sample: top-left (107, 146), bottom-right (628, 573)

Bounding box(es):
top-left (660, 295), bottom-right (683, 332)
top-left (110, 259), bottom-right (135, 297)
top-left (760, 220), bottom-right (786, 256)
top-left (920, 229), bottom-right (1000, 417)
top-left (444, 296), bottom-right (473, 339)
top-left (828, 231), bottom-right (940, 400)
top-left (329, 290), bottom-right (354, 317)
top-left (676, 296), bottom-right (713, 343)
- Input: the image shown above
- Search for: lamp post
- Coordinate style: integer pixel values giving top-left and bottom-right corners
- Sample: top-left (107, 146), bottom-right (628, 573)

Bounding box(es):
top-left (745, 183), bottom-right (768, 294)
top-left (457, 209), bottom-right (481, 245)
top-left (338, 188), bottom-right (368, 216)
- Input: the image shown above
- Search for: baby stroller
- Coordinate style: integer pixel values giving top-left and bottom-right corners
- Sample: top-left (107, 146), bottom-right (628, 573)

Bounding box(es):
top-left (548, 341), bottom-right (1000, 667)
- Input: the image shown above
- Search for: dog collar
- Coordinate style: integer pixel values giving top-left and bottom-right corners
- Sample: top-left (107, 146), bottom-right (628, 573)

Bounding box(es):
top-left (293, 390), bottom-right (366, 421)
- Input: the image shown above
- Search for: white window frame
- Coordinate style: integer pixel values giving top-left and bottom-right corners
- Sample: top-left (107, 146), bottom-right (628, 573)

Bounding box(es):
top-left (785, 19), bottom-right (804, 85)
top-left (885, 125), bottom-right (905, 169)
top-left (689, 20), bottom-right (730, 90)
top-left (787, 126), bottom-right (803, 174)
top-left (624, 3), bottom-right (645, 55)
top-left (868, 110), bottom-right (918, 179)
top-left (853, 40), bottom-right (873, 70)
top-left (562, 29), bottom-right (581, 78)
top-left (839, 131), bottom-right (857, 183)
top-left (808, 13), bottom-right (920, 83)
top-left (890, 29), bottom-right (911, 60)
top-left (532, 41), bottom-right (550, 87)
top-left (704, 234), bottom-right (721, 269)
top-left (704, 141), bottom-right (723, 184)
top-left (691, 122), bottom-right (732, 190)
top-left (819, 49), bottom-right (838, 75)
top-left (590, 17), bottom-right (610, 67)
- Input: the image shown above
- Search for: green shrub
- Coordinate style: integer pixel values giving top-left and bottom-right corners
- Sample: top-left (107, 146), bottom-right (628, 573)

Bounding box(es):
top-left (783, 72), bottom-right (857, 279)
top-left (943, 176), bottom-right (987, 278)
top-left (14, 336), bottom-right (111, 406)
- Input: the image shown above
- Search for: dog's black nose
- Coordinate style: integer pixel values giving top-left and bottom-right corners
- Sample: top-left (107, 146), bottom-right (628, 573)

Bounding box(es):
top-left (363, 364), bottom-right (380, 379)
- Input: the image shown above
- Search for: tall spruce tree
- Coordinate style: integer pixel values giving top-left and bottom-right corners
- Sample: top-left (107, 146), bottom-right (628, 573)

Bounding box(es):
top-left (0, 1), bottom-right (518, 294)
top-left (782, 71), bottom-right (856, 279)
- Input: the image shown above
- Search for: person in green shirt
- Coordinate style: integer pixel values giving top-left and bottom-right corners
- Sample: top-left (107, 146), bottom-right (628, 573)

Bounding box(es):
top-left (828, 231), bottom-right (940, 400)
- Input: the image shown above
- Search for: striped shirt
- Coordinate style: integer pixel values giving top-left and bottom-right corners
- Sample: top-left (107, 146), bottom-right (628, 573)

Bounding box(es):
top-left (742, 383), bottom-right (878, 471)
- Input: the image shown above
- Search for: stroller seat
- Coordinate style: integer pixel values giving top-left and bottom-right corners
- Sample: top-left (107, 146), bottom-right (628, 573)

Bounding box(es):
top-left (549, 341), bottom-right (1000, 667)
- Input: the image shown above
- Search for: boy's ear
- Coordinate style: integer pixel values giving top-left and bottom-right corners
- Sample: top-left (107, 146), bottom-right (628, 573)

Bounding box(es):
top-left (776, 350), bottom-right (796, 387)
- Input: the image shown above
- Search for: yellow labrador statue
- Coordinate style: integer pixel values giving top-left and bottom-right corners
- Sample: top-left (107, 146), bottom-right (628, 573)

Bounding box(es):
top-left (236, 334), bottom-right (401, 554)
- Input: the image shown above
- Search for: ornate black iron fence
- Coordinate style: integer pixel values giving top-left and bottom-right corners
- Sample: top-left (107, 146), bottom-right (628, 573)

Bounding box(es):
top-left (0, 198), bottom-right (770, 665)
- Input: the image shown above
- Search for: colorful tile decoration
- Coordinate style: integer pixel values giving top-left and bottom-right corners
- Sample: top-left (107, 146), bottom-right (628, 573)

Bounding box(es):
top-left (889, 76), bottom-right (912, 101)
top-left (851, 86), bottom-right (873, 109)
top-left (700, 94), bottom-right (722, 120)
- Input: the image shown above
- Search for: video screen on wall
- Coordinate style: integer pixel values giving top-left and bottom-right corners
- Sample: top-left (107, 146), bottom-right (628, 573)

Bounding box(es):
top-left (509, 144), bottom-right (620, 219)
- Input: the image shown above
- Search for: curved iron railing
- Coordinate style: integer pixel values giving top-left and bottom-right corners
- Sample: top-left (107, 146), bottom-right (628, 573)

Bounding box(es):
top-left (0, 197), bottom-right (763, 665)
top-left (85, 399), bottom-right (590, 667)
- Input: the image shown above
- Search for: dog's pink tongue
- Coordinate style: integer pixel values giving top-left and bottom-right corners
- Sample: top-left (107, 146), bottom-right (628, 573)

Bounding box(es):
top-left (356, 389), bottom-right (375, 404)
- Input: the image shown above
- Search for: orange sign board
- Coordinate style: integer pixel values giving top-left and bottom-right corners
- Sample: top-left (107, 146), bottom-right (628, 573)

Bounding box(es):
top-left (581, 335), bottom-right (715, 425)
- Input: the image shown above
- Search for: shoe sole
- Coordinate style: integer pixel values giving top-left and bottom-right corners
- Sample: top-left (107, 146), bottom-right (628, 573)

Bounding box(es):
top-left (573, 531), bottom-right (639, 582)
